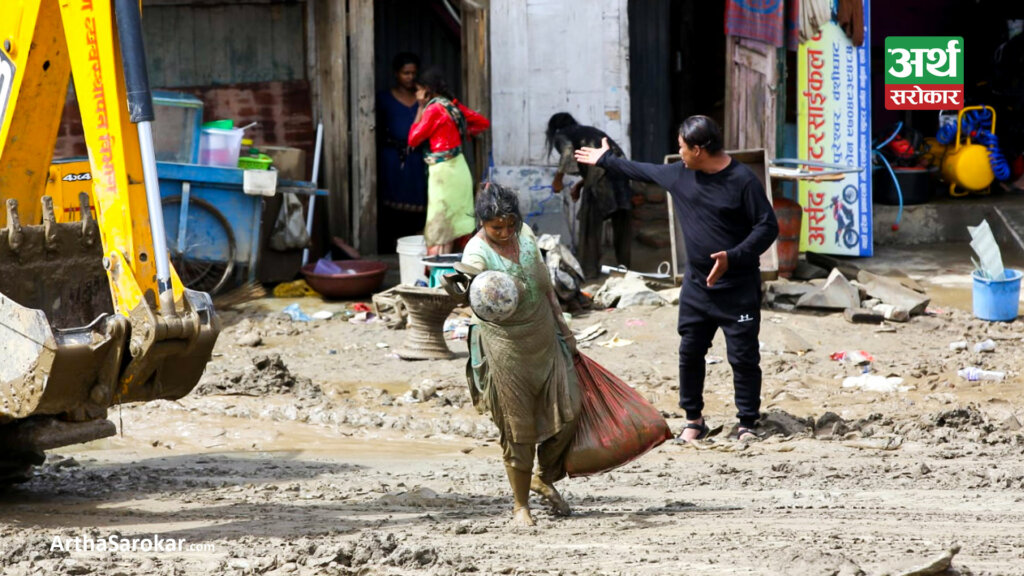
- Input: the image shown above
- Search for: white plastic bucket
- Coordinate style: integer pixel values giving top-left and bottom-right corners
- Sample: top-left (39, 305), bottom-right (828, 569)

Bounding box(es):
top-left (396, 235), bottom-right (427, 285)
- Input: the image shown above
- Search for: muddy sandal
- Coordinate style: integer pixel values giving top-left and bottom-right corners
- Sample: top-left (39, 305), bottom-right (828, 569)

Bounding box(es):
top-left (676, 420), bottom-right (711, 442)
top-left (736, 427), bottom-right (761, 442)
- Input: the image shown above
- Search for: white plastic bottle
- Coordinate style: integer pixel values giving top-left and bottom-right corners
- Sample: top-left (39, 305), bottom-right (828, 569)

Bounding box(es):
top-left (957, 367), bottom-right (1006, 382)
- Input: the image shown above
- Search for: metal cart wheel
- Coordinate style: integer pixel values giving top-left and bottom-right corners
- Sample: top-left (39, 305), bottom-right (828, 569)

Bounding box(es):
top-left (162, 195), bottom-right (237, 295)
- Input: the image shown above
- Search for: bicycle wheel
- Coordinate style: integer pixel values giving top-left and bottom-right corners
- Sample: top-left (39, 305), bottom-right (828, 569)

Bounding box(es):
top-left (162, 196), bottom-right (237, 295)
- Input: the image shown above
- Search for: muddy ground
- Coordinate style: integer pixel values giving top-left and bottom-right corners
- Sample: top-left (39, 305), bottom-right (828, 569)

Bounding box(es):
top-left (4, 255), bottom-right (1024, 575)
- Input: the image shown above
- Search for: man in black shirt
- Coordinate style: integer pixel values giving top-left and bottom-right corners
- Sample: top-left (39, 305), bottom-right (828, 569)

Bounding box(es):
top-left (575, 115), bottom-right (778, 442)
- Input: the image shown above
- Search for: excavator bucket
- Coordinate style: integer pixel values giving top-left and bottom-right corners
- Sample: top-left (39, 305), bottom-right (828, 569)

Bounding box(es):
top-left (0, 194), bottom-right (127, 425)
top-left (0, 193), bottom-right (217, 433)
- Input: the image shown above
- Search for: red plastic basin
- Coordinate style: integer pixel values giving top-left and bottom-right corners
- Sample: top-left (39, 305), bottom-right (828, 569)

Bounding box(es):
top-left (300, 260), bottom-right (388, 299)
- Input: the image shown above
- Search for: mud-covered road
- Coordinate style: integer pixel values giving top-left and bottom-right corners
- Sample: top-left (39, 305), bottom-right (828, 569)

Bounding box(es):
top-left (4, 271), bottom-right (1024, 575)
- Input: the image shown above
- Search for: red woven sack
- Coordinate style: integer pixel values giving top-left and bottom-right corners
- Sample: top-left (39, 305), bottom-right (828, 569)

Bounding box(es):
top-left (566, 353), bottom-right (674, 477)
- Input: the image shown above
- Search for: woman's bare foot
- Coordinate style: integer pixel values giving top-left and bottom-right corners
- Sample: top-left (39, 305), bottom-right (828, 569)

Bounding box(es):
top-left (512, 505), bottom-right (535, 526)
top-left (530, 476), bottom-right (571, 516)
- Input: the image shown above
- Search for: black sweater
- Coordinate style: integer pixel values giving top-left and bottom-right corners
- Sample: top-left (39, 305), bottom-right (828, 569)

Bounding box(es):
top-left (598, 154), bottom-right (779, 289)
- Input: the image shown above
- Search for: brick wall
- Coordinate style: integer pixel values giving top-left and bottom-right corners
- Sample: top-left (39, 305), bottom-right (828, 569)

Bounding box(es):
top-left (54, 80), bottom-right (317, 178)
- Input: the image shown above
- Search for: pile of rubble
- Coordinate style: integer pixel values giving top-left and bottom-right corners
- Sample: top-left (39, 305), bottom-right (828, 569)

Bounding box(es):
top-left (765, 254), bottom-right (930, 323)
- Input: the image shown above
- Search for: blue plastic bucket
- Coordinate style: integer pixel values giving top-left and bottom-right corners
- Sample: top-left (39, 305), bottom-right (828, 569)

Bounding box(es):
top-left (972, 269), bottom-right (1022, 321)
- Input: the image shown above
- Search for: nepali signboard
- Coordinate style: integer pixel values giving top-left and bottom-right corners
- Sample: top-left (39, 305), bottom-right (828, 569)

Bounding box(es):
top-left (884, 37), bottom-right (964, 110)
top-left (797, 17), bottom-right (872, 257)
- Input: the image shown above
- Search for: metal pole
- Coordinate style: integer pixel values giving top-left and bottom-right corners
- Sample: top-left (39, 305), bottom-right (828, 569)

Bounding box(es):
top-left (302, 122), bottom-right (324, 265)
top-left (114, 0), bottom-right (176, 315)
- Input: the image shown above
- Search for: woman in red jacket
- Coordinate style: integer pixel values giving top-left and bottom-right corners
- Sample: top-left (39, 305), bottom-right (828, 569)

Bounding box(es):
top-left (408, 68), bottom-right (490, 256)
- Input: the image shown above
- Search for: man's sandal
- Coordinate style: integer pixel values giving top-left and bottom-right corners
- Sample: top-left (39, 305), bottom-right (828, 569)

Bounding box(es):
top-left (676, 420), bottom-right (711, 442)
top-left (736, 427), bottom-right (761, 442)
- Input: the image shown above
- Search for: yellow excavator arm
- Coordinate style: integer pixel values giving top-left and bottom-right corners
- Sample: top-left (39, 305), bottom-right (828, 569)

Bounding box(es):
top-left (0, 0), bottom-right (218, 481)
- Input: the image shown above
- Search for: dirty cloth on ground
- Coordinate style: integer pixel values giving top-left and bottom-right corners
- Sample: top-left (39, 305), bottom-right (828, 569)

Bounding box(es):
top-left (462, 226), bottom-right (582, 445)
top-left (424, 153), bottom-right (475, 246)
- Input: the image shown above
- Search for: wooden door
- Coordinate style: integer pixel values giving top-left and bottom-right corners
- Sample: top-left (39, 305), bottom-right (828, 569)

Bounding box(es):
top-left (724, 36), bottom-right (778, 155)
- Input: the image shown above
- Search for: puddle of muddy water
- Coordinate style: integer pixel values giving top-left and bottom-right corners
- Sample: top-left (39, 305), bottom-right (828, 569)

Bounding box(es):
top-left (62, 398), bottom-right (469, 462)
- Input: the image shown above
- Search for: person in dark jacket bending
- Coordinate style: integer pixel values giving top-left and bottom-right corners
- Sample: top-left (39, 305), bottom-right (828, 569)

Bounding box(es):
top-left (575, 115), bottom-right (778, 442)
top-left (546, 113), bottom-right (634, 279)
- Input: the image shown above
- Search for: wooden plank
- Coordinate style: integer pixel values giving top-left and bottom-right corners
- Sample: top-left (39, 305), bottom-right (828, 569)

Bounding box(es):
top-left (462, 0), bottom-right (491, 184)
top-left (313, 0), bottom-right (349, 241)
top-left (724, 36), bottom-right (735, 149)
top-left (350, 0), bottom-right (376, 253)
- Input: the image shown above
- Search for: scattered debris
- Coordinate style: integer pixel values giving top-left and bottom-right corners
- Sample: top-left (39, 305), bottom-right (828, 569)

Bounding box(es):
top-left (312, 310), bottom-right (334, 321)
top-left (973, 338), bottom-right (996, 353)
top-left (792, 259), bottom-right (830, 281)
top-left (831, 350), bottom-right (875, 366)
top-left (957, 367), bottom-right (1005, 381)
top-left (272, 278), bottom-right (320, 298)
top-left (195, 353), bottom-right (322, 400)
top-left (844, 307), bottom-right (885, 324)
top-left (796, 268), bottom-right (861, 310)
top-left (843, 436), bottom-right (904, 451)
top-left (349, 311), bottom-right (377, 324)
top-left (593, 273), bottom-right (668, 309)
top-left (880, 544), bottom-right (960, 576)
top-left (282, 303), bottom-right (312, 322)
top-left (237, 331), bottom-right (263, 347)
top-left (858, 271), bottom-right (931, 316)
top-left (873, 303), bottom-right (910, 322)
top-left (842, 374), bottom-right (909, 393)
top-left (538, 234), bottom-right (592, 312)
top-left (598, 334), bottom-right (634, 348)
top-left (575, 323), bottom-right (608, 342)
top-left (949, 341), bottom-right (968, 351)
top-left (658, 288), bottom-right (680, 305)
top-left (444, 317), bottom-right (472, 341)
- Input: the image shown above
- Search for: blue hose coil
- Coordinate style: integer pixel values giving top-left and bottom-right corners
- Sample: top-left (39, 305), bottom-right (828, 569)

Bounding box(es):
top-left (937, 108), bottom-right (1010, 181)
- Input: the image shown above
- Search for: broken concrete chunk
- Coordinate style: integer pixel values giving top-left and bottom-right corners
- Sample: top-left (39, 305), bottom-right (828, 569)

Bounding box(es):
top-left (796, 268), bottom-right (861, 310)
top-left (792, 259), bottom-right (830, 281)
top-left (766, 279), bottom-right (816, 298)
top-left (857, 271), bottom-right (931, 315)
top-left (873, 303), bottom-right (910, 322)
top-left (844, 307), bottom-right (885, 324)
top-left (882, 544), bottom-right (960, 576)
top-left (593, 274), bottom-right (668, 309)
top-left (658, 288), bottom-right (680, 305)
top-left (806, 252), bottom-right (862, 280)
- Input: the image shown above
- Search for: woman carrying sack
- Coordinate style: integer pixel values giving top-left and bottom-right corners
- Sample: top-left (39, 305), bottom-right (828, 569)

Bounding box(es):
top-left (407, 68), bottom-right (490, 256)
top-left (460, 183), bottom-right (581, 527)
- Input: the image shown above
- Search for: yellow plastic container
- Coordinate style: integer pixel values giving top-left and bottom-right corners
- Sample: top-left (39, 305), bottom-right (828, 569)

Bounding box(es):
top-left (942, 105), bottom-right (998, 197)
